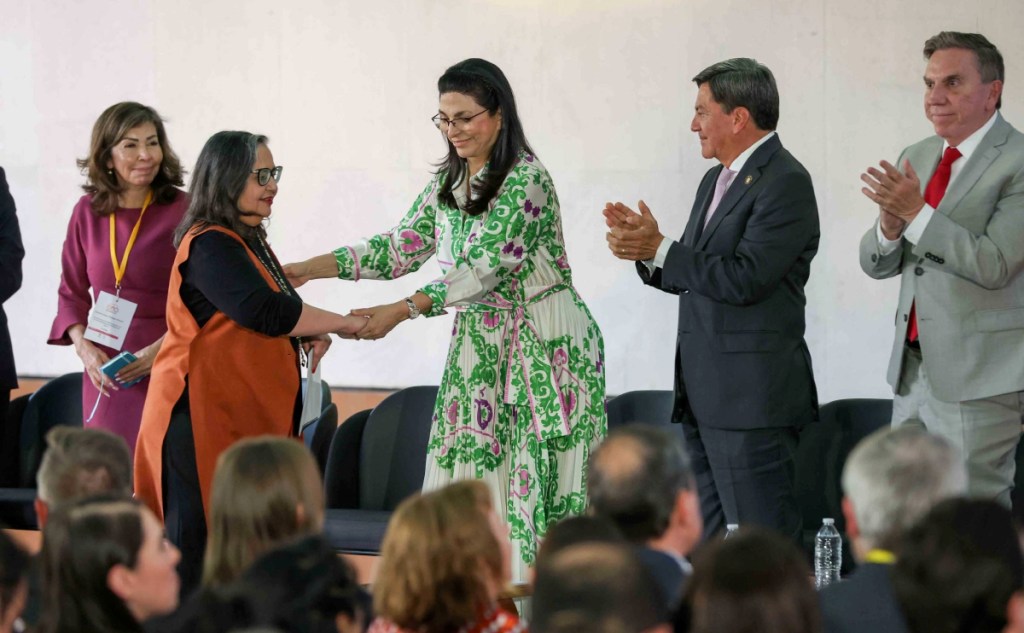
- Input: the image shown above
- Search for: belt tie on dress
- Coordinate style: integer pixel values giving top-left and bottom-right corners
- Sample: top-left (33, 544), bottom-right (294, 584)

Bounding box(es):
top-left (464, 282), bottom-right (574, 441)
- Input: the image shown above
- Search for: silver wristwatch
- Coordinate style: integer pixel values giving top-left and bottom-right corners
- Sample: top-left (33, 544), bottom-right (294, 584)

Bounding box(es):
top-left (405, 297), bottom-right (421, 319)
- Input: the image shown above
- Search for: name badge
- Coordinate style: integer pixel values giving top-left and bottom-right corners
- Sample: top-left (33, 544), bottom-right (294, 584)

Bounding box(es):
top-left (83, 291), bottom-right (137, 351)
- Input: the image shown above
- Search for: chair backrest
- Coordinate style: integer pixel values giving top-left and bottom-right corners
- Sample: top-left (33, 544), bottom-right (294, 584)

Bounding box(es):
top-left (0, 393), bottom-right (31, 487)
top-left (324, 408), bottom-right (371, 509)
top-left (19, 373), bottom-right (83, 487)
top-left (309, 403), bottom-right (339, 476)
top-left (358, 386), bottom-right (438, 511)
top-left (795, 398), bottom-right (892, 572)
top-left (606, 390), bottom-right (675, 431)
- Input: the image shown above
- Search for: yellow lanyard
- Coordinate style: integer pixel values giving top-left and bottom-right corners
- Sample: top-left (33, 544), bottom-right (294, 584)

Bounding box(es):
top-left (864, 549), bottom-right (896, 564)
top-left (109, 191), bottom-right (153, 293)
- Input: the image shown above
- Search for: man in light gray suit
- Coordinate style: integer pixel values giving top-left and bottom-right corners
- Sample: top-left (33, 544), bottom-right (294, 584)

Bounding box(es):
top-left (860, 32), bottom-right (1024, 506)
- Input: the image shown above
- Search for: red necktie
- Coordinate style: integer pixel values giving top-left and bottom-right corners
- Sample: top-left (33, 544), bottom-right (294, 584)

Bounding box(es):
top-left (907, 146), bottom-right (962, 343)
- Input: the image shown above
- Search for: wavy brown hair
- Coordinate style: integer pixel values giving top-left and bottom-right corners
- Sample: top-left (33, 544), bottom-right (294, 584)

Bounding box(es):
top-left (201, 436), bottom-right (324, 587)
top-left (373, 481), bottom-right (503, 632)
top-left (77, 102), bottom-right (184, 216)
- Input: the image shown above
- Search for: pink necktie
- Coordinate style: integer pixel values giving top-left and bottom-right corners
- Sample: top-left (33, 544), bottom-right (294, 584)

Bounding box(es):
top-left (704, 167), bottom-right (736, 228)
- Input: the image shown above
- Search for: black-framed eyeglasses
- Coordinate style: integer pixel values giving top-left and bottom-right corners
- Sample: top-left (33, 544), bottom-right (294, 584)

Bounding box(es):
top-left (252, 166), bottom-right (283, 186)
top-left (431, 110), bottom-right (488, 131)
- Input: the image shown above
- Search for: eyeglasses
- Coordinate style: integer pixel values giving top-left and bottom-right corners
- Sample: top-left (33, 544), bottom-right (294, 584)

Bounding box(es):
top-left (251, 166), bottom-right (283, 186)
top-left (431, 110), bottom-right (488, 131)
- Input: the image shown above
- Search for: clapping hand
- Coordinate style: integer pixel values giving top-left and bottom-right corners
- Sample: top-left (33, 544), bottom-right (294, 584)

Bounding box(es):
top-left (604, 200), bottom-right (664, 261)
top-left (861, 160), bottom-right (924, 239)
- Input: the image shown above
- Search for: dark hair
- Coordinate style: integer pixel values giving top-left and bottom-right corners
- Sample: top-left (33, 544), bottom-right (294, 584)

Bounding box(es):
top-left (77, 102), bottom-right (185, 216)
top-left (537, 515), bottom-right (624, 567)
top-left (0, 528), bottom-right (29, 625)
top-left (924, 31), bottom-right (1004, 109)
top-left (588, 426), bottom-right (695, 542)
top-left (173, 131), bottom-right (268, 247)
top-left (189, 536), bottom-right (367, 633)
top-left (680, 528), bottom-right (820, 633)
top-left (692, 58), bottom-right (780, 131)
top-left (892, 498), bottom-right (1022, 633)
top-left (435, 58), bottom-right (534, 216)
top-left (533, 542), bottom-right (667, 633)
top-left (36, 426), bottom-right (133, 506)
top-left (37, 497), bottom-right (146, 633)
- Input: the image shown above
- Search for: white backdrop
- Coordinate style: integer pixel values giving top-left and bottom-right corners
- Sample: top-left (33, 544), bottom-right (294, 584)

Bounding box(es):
top-left (1, 0), bottom-right (1021, 401)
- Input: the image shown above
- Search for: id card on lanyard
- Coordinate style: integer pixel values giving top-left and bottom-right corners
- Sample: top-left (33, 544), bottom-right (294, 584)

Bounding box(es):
top-left (84, 192), bottom-right (151, 351)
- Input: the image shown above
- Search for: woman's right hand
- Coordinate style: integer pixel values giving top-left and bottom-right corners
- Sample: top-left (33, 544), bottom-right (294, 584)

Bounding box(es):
top-left (335, 314), bottom-right (369, 339)
top-left (74, 337), bottom-right (117, 395)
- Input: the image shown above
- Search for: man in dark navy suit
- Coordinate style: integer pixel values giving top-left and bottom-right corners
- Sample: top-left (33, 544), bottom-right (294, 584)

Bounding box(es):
top-left (0, 167), bottom-right (24, 486)
top-left (605, 58), bottom-right (819, 541)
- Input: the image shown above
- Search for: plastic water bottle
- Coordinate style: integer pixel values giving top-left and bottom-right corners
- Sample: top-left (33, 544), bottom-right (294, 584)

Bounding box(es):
top-left (724, 523), bottom-right (740, 539)
top-left (814, 518), bottom-right (842, 588)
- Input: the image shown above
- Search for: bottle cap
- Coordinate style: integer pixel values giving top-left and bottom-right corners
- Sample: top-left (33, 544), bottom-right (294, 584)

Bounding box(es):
top-left (823, 518), bottom-right (835, 525)
top-left (726, 523), bottom-right (739, 530)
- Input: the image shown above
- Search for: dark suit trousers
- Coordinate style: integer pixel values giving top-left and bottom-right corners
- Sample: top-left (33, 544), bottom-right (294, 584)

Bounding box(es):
top-left (162, 388), bottom-right (207, 598)
top-left (682, 413), bottom-right (801, 543)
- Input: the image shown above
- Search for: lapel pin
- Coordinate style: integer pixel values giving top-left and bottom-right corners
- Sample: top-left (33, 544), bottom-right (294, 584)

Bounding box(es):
top-left (744, 175), bottom-right (753, 185)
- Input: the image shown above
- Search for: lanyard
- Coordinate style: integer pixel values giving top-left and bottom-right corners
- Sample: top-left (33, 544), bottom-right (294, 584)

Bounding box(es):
top-left (109, 191), bottom-right (153, 294)
top-left (864, 549), bottom-right (896, 564)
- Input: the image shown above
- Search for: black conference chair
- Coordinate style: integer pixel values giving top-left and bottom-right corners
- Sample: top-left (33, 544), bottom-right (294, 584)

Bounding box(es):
top-left (794, 398), bottom-right (892, 573)
top-left (309, 403), bottom-right (339, 476)
top-left (0, 393), bottom-right (31, 487)
top-left (321, 386), bottom-right (438, 554)
top-left (18, 372), bottom-right (83, 488)
top-left (605, 390), bottom-right (675, 431)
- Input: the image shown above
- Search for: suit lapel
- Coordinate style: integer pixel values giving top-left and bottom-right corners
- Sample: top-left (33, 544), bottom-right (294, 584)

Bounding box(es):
top-left (938, 115), bottom-right (1009, 216)
top-left (685, 167), bottom-right (720, 247)
top-left (696, 134), bottom-right (781, 250)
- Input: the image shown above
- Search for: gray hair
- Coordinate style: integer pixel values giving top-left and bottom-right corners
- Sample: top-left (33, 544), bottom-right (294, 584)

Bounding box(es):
top-left (587, 426), bottom-right (694, 542)
top-left (923, 31), bottom-right (1004, 109)
top-left (36, 427), bottom-right (133, 506)
top-left (841, 427), bottom-right (966, 552)
top-left (692, 58), bottom-right (780, 131)
top-left (173, 130), bottom-right (268, 247)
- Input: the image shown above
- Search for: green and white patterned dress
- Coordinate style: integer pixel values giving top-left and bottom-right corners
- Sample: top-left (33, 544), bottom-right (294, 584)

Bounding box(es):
top-left (333, 152), bottom-right (606, 580)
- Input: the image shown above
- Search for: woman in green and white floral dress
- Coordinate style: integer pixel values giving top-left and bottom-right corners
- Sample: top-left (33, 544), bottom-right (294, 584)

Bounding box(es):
top-left (285, 58), bottom-right (606, 582)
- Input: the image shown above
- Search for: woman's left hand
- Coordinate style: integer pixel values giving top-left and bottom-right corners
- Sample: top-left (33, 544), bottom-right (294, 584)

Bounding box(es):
top-left (116, 337), bottom-right (164, 384)
top-left (302, 334), bottom-right (332, 372)
top-left (350, 302), bottom-right (407, 340)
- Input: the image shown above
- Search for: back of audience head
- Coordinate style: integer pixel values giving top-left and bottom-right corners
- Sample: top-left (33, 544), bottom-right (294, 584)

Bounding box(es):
top-left (0, 530), bottom-right (28, 633)
top-left (34, 426), bottom-right (133, 526)
top-left (202, 436), bottom-right (325, 587)
top-left (679, 527), bottom-right (820, 633)
top-left (587, 426), bottom-right (701, 552)
top-left (536, 514), bottom-right (624, 568)
top-left (191, 535), bottom-right (366, 633)
top-left (840, 426), bottom-right (966, 558)
top-left (533, 541), bottom-right (669, 633)
top-left (892, 498), bottom-right (1024, 633)
top-left (373, 480), bottom-right (509, 633)
top-left (37, 497), bottom-right (180, 633)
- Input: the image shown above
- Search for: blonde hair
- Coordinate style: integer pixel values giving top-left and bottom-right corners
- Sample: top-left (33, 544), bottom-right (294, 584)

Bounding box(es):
top-left (373, 481), bottom-right (503, 632)
top-left (201, 436), bottom-right (324, 587)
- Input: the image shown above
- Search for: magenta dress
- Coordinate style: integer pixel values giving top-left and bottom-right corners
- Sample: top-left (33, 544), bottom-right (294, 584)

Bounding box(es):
top-left (48, 190), bottom-right (187, 457)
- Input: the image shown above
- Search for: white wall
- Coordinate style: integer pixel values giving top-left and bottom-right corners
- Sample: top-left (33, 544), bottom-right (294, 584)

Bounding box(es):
top-left (1, 0), bottom-right (1022, 401)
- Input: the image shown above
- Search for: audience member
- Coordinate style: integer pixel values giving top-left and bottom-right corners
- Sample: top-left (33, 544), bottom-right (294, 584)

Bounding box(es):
top-left (371, 480), bottom-right (521, 633)
top-left (37, 497), bottom-right (181, 633)
top-left (678, 528), bottom-right (820, 633)
top-left (0, 530), bottom-right (28, 633)
top-left (536, 515), bottom-right (624, 567)
top-left (532, 542), bottom-right (669, 633)
top-left (35, 426), bottom-right (133, 526)
top-left (588, 426), bottom-right (702, 609)
top-left (892, 498), bottom-right (1024, 633)
top-left (202, 436), bottom-right (324, 588)
top-left (820, 426), bottom-right (966, 633)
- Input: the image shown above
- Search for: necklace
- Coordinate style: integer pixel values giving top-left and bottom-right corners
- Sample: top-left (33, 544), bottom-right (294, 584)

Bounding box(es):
top-left (251, 232), bottom-right (293, 296)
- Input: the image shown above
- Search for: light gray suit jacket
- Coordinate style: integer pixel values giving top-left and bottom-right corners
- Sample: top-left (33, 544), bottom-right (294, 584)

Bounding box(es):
top-left (859, 113), bottom-right (1024, 403)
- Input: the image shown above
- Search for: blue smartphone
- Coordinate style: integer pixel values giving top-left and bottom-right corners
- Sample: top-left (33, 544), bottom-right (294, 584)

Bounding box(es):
top-left (100, 351), bottom-right (142, 387)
